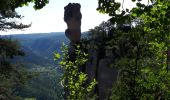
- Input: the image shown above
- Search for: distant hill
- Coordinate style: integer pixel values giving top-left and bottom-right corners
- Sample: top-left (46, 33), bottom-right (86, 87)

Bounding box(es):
top-left (10, 32), bottom-right (69, 69)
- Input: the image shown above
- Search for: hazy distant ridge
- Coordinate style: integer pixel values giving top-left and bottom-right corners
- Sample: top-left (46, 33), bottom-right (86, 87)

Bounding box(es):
top-left (11, 32), bottom-right (68, 68)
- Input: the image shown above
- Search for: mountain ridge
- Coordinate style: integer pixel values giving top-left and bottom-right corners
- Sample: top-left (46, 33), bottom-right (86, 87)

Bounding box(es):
top-left (11, 32), bottom-right (68, 68)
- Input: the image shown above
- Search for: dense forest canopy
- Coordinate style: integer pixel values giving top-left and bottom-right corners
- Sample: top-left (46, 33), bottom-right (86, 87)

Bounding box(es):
top-left (95, 0), bottom-right (170, 99)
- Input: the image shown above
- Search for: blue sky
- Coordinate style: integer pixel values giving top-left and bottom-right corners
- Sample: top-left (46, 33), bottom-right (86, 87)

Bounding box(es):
top-left (0, 0), bottom-right (148, 35)
top-left (0, 0), bottom-right (110, 35)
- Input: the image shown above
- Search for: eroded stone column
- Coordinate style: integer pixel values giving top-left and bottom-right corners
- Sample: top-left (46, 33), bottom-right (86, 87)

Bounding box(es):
top-left (64, 3), bottom-right (82, 43)
top-left (64, 3), bottom-right (82, 61)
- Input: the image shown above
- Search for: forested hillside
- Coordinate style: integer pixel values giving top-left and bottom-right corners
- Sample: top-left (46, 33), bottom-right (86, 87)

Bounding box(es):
top-left (11, 32), bottom-right (68, 68)
top-left (9, 32), bottom-right (68, 100)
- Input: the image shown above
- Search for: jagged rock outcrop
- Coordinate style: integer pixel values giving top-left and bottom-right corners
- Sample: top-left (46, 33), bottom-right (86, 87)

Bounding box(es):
top-left (64, 3), bottom-right (82, 43)
top-left (85, 43), bottom-right (119, 99)
top-left (86, 41), bottom-right (98, 83)
top-left (97, 48), bottom-right (118, 100)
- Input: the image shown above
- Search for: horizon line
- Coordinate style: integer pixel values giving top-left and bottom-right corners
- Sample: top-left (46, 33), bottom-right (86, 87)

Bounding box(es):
top-left (0, 31), bottom-right (89, 36)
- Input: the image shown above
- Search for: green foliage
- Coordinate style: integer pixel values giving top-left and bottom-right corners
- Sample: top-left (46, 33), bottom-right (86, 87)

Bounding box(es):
top-left (0, 0), bottom-right (48, 30)
top-left (17, 69), bottom-right (63, 100)
top-left (55, 43), bottom-right (97, 100)
top-left (0, 0), bottom-right (49, 11)
top-left (86, 19), bottom-right (170, 99)
top-left (54, 53), bottom-right (61, 60)
top-left (108, 25), bottom-right (170, 99)
top-left (0, 37), bottom-right (31, 100)
top-left (24, 98), bottom-right (36, 100)
top-left (96, 0), bottom-right (170, 99)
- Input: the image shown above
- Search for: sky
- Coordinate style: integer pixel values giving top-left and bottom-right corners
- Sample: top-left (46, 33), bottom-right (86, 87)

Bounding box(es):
top-left (0, 0), bottom-right (110, 35)
top-left (0, 0), bottom-right (148, 35)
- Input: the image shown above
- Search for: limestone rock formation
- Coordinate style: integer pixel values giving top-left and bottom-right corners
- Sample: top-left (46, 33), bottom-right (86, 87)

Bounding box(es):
top-left (98, 58), bottom-right (118, 100)
top-left (64, 3), bottom-right (82, 43)
top-left (97, 48), bottom-right (118, 100)
top-left (85, 43), bottom-right (119, 99)
top-left (86, 41), bottom-right (99, 83)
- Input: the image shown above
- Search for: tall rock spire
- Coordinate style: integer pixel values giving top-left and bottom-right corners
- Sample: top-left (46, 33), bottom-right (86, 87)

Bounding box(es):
top-left (64, 3), bottom-right (82, 43)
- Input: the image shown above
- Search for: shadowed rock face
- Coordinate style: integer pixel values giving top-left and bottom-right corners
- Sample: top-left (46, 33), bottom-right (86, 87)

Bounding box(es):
top-left (98, 58), bottom-right (118, 100)
top-left (64, 3), bottom-right (82, 43)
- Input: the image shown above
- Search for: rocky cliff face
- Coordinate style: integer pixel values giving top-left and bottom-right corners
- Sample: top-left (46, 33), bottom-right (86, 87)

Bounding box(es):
top-left (85, 42), bottom-right (119, 100)
top-left (64, 3), bottom-right (82, 43)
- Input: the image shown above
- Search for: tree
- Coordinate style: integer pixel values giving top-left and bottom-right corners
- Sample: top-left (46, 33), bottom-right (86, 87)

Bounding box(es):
top-left (96, 0), bottom-right (170, 99)
top-left (55, 44), bottom-right (97, 100)
top-left (0, 0), bottom-right (49, 31)
top-left (0, 0), bottom-right (49, 99)
top-left (0, 37), bottom-right (29, 100)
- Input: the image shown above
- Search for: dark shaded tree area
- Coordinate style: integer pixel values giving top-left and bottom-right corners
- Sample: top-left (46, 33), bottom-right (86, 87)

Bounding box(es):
top-left (0, 37), bottom-right (24, 76)
top-left (82, 18), bottom-right (170, 99)
top-left (0, 37), bottom-right (31, 100)
top-left (0, 0), bottom-right (49, 99)
top-left (73, 0), bottom-right (170, 99)
top-left (81, 0), bottom-right (170, 99)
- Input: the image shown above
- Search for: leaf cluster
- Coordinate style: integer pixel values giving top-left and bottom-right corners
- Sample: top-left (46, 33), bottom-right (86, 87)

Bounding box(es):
top-left (55, 44), bottom-right (97, 100)
top-left (0, 0), bottom-right (49, 31)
